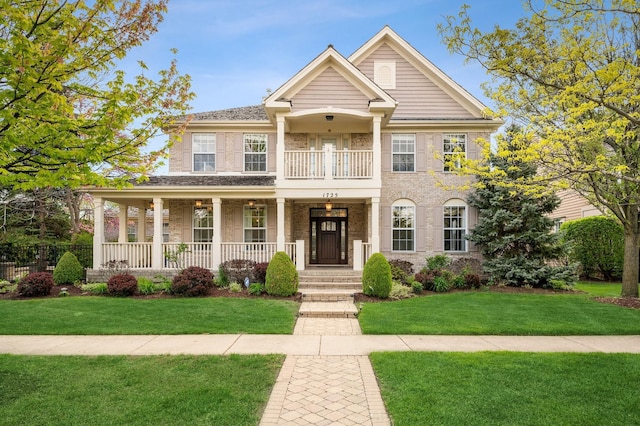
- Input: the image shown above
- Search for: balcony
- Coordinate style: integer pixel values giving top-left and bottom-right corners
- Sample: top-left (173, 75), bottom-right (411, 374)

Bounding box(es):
top-left (284, 147), bottom-right (373, 179)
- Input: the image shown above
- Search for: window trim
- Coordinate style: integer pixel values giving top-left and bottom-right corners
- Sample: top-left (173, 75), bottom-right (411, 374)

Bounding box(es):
top-left (243, 205), bottom-right (267, 243)
top-left (392, 134), bottom-right (416, 173)
top-left (243, 133), bottom-right (267, 173)
top-left (443, 200), bottom-right (467, 252)
top-left (443, 133), bottom-right (467, 172)
top-left (392, 201), bottom-right (416, 252)
top-left (193, 206), bottom-right (214, 243)
top-left (192, 133), bottom-right (216, 172)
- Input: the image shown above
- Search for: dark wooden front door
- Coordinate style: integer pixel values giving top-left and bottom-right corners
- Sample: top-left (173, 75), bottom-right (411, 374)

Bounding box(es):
top-left (310, 208), bottom-right (348, 265)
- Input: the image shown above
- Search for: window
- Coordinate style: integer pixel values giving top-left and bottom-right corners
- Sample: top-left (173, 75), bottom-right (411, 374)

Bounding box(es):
top-left (392, 134), bottom-right (415, 172)
top-left (392, 202), bottom-right (415, 251)
top-left (193, 206), bottom-right (214, 242)
top-left (192, 134), bottom-right (216, 172)
top-left (163, 222), bottom-right (170, 243)
top-left (244, 134), bottom-right (267, 172)
top-left (443, 134), bottom-right (466, 171)
top-left (244, 205), bottom-right (266, 243)
top-left (127, 221), bottom-right (137, 242)
top-left (444, 201), bottom-right (467, 252)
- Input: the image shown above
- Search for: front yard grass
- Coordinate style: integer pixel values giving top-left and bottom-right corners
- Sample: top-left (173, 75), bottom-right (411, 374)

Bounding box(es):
top-left (0, 297), bottom-right (299, 334)
top-left (574, 281), bottom-right (632, 297)
top-left (370, 352), bottom-right (640, 425)
top-left (358, 291), bottom-right (640, 335)
top-left (0, 354), bottom-right (283, 426)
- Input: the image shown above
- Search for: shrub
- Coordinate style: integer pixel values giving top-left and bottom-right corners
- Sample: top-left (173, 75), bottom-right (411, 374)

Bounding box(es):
top-left (220, 259), bottom-right (256, 285)
top-left (248, 282), bottom-right (265, 296)
top-left (411, 281), bottom-right (423, 294)
top-left (464, 273), bottom-right (482, 289)
top-left (432, 276), bottom-right (451, 293)
top-left (425, 254), bottom-right (451, 272)
top-left (448, 257), bottom-right (484, 277)
top-left (265, 252), bottom-right (298, 296)
top-left (229, 282), bottom-right (243, 293)
top-left (216, 265), bottom-right (228, 287)
top-left (107, 273), bottom-right (138, 297)
top-left (137, 277), bottom-right (156, 295)
top-left (414, 271), bottom-right (435, 291)
top-left (389, 281), bottom-right (413, 300)
top-left (53, 251), bottom-right (84, 285)
top-left (0, 280), bottom-right (17, 294)
top-left (362, 253), bottom-right (392, 299)
top-left (253, 262), bottom-right (269, 284)
top-left (388, 259), bottom-right (414, 285)
top-left (153, 275), bottom-right (172, 292)
top-left (171, 266), bottom-right (213, 297)
top-left (452, 274), bottom-right (467, 289)
top-left (17, 272), bottom-right (54, 297)
top-left (70, 231), bottom-right (93, 268)
top-left (561, 216), bottom-right (624, 280)
top-left (81, 282), bottom-right (108, 295)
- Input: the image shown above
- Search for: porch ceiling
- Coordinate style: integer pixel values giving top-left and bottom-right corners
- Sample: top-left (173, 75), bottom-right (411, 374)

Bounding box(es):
top-left (286, 112), bottom-right (372, 133)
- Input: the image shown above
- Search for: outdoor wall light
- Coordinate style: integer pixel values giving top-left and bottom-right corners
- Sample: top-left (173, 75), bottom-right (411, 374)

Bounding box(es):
top-left (325, 200), bottom-right (332, 212)
top-left (195, 199), bottom-right (202, 208)
top-left (325, 115), bottom-right (334, 121)
top-left (149, 201), bottom-right (154, 210)
top-left (248, 199), bottom-right (255, 207)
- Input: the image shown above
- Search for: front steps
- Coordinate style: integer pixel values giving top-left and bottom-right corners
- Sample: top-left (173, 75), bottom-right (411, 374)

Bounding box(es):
top-left (298, 269), bottom-right (361, 318)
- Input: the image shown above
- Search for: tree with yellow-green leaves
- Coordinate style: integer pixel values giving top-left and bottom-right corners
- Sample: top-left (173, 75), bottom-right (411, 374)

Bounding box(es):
top-left (439, 0), bottom-right (640, 298)
top-left (0, 0), bottom-right (194, 191)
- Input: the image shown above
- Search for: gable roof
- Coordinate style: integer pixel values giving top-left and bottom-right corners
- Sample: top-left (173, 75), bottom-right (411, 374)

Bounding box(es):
top-left (349, 26), bottom-right (492, 119)
top-left (263, 45), bottom-right (397, 125)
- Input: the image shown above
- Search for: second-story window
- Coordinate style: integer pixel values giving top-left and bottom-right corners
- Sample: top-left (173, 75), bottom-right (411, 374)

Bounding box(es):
top-left (244, 134), bottom-right (267, 172)
top-left (392, 134), bottom-right (415, 172)
top-left (193, 134), bottom-right (216, 172)
top-left (443, 134), bottom-right (466, 172)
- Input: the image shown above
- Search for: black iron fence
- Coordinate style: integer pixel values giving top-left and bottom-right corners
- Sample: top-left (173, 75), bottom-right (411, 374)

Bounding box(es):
top-left (0, 243), bottom-right (92, 282)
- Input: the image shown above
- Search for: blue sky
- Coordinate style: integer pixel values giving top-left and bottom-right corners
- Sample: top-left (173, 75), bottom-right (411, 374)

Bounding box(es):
top-left (125, 0), bottom-right (527, 114)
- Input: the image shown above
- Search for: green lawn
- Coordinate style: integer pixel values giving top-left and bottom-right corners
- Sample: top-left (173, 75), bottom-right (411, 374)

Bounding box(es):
top-left (0, 297), bottom-right (299, 334)
top-left (0, 354), bottom-right (283, 426)
top-left (370, 352), bottom-right (640, 425)
top-left (574, 281), bottom-right (634, 297)
top-left (358, 291), bottom-right (640, 335)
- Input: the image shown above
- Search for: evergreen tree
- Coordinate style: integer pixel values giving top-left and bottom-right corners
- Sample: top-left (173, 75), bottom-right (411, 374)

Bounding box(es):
top-left (466, 125), bottom-right (577, 287)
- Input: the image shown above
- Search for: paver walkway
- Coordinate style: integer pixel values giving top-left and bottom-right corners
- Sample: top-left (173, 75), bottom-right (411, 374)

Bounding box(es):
top-left (261, 315), bottom-right (390, 425)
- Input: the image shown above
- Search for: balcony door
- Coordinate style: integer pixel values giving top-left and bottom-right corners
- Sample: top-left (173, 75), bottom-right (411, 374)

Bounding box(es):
top-left (310, 208), bottom-right (348, 265)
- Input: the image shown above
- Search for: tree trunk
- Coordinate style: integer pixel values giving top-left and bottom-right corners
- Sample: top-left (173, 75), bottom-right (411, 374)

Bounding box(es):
top-left (621, 227), bottom-right (640, 298)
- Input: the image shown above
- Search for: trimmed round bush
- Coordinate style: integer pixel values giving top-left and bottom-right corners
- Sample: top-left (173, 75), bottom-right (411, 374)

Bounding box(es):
top-left (171, 266), bottom-right (213, 297)
top-left (362, 253), bottom-right (392, 298)
top-left (17, 272), bottom-right (54, 297)
top-left (107, 273), bottom-right (138, 297)
top-left (53, 251), bottom-right (84, 285)
top-left (265, 252), bottom-right (298, 296)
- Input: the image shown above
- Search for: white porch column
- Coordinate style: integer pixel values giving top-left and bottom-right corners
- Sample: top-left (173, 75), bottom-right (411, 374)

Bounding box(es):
top-left (371, 197), bottom-right (380, 253)
top-left (373, 116), bottom-right (382, 183)
top-left (212, 197), bottom-right (222, 269)
top-left (137, 207), bottom-right (146, 242)
top-left (118, 203), bottom-right (127, 243)
top-left (295, 239), bottom-right (305, 271)
top-left (277, 197), bottom-right (285, 252)
top-left (276, 116), bottom-right (285, 181)
top-left (151, 197), bottom-right (163, 269)
top-left (353, 240), bottom-right (363, 271)
top-left (92, 197), bottom-right (104, 270)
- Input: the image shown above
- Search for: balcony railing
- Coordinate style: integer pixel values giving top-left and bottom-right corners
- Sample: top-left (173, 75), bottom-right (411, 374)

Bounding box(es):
top-left (284, 148), bottom-right (373, 179)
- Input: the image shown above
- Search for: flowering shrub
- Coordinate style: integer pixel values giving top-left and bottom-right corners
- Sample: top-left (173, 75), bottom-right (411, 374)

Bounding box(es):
top-left (171, 266), bottom-right (213, 297)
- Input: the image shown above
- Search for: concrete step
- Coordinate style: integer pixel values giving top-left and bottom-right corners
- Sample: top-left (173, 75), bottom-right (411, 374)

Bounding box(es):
top-left (298, 282), bottom-right (361, 291)
top-left (298, 301), bottom-right (359, 318)
top-left (298, 275), bottom-right (362, 284)
top-left (301, 289), bottom-right (355, 302)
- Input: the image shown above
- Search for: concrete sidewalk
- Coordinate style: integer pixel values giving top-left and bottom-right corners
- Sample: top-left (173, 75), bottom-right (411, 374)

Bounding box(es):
top-left (2, 334), bottom-right (640, 356)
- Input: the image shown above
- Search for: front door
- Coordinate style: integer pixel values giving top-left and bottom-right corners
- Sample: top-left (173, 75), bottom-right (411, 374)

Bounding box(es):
top-left (310, 208), bottom-right (348, 265)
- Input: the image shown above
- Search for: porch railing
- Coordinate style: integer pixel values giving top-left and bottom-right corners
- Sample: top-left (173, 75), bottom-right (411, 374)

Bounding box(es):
top-left (100, 242), bottom-right (301, 271)
top-left (284, 149), bottom-right (373, 179)
top-left (102, 243), bottom-right (152, 269)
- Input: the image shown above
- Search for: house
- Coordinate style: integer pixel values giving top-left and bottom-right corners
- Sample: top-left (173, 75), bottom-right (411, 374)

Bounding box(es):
top-left (87, 26), bottom-right (502, 280)
top-left (549, 189), bottom-right (604, 231)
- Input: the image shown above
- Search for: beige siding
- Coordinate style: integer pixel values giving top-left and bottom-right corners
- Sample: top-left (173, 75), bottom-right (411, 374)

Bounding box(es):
top-left (291, 66), bottom-right (370, 113)
top-left (358, 43), bottom-right (475, 119)
top-left (551, 190), bottom-right (603, 222)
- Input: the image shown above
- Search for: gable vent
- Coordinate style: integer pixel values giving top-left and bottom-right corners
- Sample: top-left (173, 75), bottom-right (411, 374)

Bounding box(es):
top-left (374, 61), bottom-right (396, 89)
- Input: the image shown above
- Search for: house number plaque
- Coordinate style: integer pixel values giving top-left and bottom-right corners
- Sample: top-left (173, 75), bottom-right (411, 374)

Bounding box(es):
top-left (323, 192), bottom-right (338, 198)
